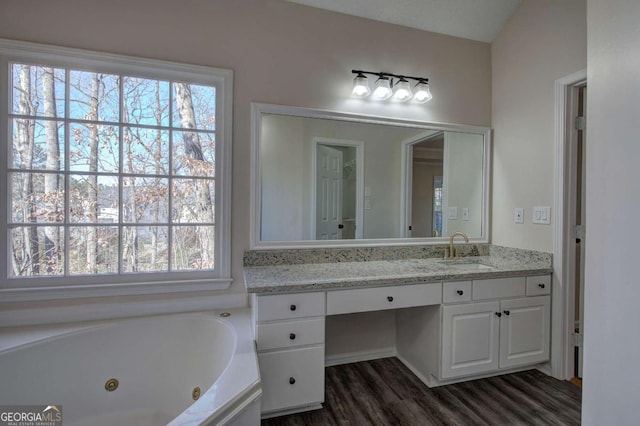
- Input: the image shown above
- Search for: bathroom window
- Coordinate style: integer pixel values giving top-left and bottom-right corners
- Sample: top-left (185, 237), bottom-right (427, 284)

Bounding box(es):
top-left (0, 40), bottom-right (233, 298)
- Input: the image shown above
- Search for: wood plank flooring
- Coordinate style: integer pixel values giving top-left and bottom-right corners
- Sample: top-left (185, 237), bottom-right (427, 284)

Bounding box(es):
top-left (262, 357), bottom-right (581, 426)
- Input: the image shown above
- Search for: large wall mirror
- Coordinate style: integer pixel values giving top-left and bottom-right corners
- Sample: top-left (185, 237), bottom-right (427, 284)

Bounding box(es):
top-left (251, 103), bottom-right (491, 248)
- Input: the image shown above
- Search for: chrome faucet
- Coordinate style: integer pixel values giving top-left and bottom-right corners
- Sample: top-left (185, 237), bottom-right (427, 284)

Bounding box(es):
top-left (444, 231), bottom-right (469, 259)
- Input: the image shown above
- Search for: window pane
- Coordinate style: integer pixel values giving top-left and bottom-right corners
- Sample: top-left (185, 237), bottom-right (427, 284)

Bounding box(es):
top-left (10, 226), bottom-right (65, 277)
top-left (68, 226), bottom-right (118, 275)
top-left (171, 225), bottom-right (214, 271)
top-left (123, 127), bottom-right (169, 175)
top-left (122, 177), bottom-right (169, 223)
top-left (172, 131), bottom-right (215, 176)
top-left (123, 77), bottom-right (169, 126)
top-left (69, 71), bottom-right (119, 122)
top-left (171, 178), bottom-right (215, 223)
top-left (69, 175), bottom-right (119, 223)
top-left (69, 123), bottom-right (119, 172)
top-left (10, 172), bottom-right (64, 223)
top-left (172, 83), bottom-right (216, 131)
top-left (122, 226), bottom-right (168, 272)
top-left (11, 64), bottom-right (65, 118)
top-left (11, 119), bottom-right (65, 170)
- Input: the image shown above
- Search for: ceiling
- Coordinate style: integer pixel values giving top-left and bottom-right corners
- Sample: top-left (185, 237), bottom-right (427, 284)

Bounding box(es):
top-left (286, 0), bottom-right (522, 43)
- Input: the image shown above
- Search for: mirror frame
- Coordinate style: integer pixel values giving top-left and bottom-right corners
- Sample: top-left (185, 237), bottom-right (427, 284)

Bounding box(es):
top-left (251, 103), bottom-right (492, 249)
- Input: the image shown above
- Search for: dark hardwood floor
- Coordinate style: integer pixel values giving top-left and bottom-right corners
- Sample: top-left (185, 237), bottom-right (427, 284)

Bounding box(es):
top-left (262, 357), bottom-right (581, 426)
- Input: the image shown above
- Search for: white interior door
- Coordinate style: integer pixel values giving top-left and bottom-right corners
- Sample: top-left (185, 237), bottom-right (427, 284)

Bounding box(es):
top-left (316, 145), bottom-right (343, 240)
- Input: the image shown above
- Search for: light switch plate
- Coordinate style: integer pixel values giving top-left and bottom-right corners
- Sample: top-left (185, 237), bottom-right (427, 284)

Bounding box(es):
top-left (514, 208), bottom-right (524, 224)
top-left (462, 208), bottom-right (469, 221)
top-left (448, 206), bottom-right (458, 220)
top-left (532, 206), bottom-right (551, 224)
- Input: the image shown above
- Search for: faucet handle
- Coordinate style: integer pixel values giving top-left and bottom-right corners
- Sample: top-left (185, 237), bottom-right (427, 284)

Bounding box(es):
top-left (453, 247), bottom-right (460, 258)
top-left (444, 247), bottom-right (451, 259)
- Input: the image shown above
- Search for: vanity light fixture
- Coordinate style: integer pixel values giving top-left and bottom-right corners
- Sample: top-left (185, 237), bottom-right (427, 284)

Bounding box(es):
top-left (351, 70), bottom-right (432, 103)
top-left (372, 75), bottom-right (393, 100)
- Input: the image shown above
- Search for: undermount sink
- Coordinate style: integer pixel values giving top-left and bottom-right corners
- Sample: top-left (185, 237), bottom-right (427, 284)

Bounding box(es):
top-left (438, 259), bottom-right (497, 271)
top-left (447, 262), bottom-right (496, 271)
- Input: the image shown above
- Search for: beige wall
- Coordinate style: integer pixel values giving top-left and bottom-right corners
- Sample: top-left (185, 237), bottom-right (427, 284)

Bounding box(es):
top-left (444, 132), bottom-right (484, 237)
top-left (491, 0), bottom-right (586, 251)
top-left (0, 0), bottom-right (491, 296)
top-left (583, 0), bottom-right (640, 423)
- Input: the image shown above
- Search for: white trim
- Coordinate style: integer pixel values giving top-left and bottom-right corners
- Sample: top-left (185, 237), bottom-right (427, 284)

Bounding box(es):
top-left (250, 103), bottom-right (491, 249)
top-left (0, 278), bottom-right (232, 302)
top-left (324, 347), bottom-right (397, 367)
top-left (0, 292), bottom-right (247, 327)
top-left (310, 138), bottom-right (365, 239)
top-left (400, 130), bottom-right (442, 237)
top-left (0, 39), bottom-right (233, 300)
top-left (552, 69), bottom-right (587, 380)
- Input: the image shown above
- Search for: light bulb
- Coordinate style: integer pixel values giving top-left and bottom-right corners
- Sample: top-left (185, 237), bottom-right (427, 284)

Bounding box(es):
top-left (392, 78), bottom-right (413, 102)
top-left (413, 80), bottom-right (432, 103)
top-left (351, 73), bottom-right (370, 98)
top-left (372, 76), bottom-right (392, 100)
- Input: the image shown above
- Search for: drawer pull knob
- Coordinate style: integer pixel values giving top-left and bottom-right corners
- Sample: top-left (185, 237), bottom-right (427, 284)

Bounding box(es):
top-left (495, 312), bottom-right (502, 317)
top-left (289, 377), bottom-right (296, 385)
top-left (289, 333), bottom-right (296, 340)
top-left (538, 283), bottom-right (546, 289)
top-left (503, 310), bottom-right (511, 316)
top-left (456, 290), bottom-right (464, 296)
top-left (290, 304), bottom-right (297, 311)
top-left (387, 296), bottom-right (394, 302)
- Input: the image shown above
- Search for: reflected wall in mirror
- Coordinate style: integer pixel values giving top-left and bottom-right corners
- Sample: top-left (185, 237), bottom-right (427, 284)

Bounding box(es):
top-left (252, 104), bottom-right (491, 248)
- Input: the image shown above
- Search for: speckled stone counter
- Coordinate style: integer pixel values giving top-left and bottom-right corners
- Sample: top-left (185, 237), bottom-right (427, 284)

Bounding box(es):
top-left (243, 245), bottom-right (552, 294)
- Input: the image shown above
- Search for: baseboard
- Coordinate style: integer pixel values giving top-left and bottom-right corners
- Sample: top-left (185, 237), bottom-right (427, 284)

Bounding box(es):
top-left (261, 403), bottom-right (323, 419)
top-left (396, 354), bottom-right (437, 387)
top-left (325, 347), bottom-right (397, 367)
top-left (536, 363), bottom-right (552, 376)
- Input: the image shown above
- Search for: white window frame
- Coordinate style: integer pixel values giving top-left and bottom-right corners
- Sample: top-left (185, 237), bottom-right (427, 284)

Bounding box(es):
top-left (0, 39), bottom-right (233, 302)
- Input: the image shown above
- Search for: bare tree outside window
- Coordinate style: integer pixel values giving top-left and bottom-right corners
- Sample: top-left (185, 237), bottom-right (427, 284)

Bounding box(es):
top-left (8, 63), bottom-right (217, 279)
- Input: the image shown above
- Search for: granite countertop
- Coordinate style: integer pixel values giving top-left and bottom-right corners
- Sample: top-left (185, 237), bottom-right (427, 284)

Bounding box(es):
top-left (244, 247), bottom-right (552, 294)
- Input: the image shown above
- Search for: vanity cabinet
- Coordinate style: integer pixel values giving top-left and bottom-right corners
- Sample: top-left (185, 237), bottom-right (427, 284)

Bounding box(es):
top-left (440, 275), bottom-right (551, 380)
top-left (441, 295), bottom-right (550, 378)
top-left (253, 292), bottom-right (325, 417)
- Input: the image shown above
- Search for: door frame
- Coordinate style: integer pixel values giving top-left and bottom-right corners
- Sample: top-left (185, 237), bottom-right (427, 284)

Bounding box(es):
top-left (400, 130), bottom-right (444, 237)
top-left (310, 137), bottom-right (365, 239)
top-left (552, 69), bottom-right (587, 380)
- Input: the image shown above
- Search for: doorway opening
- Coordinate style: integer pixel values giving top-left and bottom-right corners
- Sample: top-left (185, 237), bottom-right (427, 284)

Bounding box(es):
top-left (552, 69), bottom-right (587, 383)
top-left (401, 131), bottom-right (444, 238)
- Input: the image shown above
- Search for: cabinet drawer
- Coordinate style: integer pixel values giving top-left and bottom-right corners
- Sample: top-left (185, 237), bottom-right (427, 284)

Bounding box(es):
top-left (256, 317), bottom-right (325, 351)
top-left (326, 282), bottom-right (441, 316)
top-left (258, 346), bottom-right (325, 414)
top-left (255, 292), bottom-right (325, 322)
top-left (526, 275), bottom-right (551, 296)
top-left (443, 281), bottom-right (472, 304)
top-left (473, 277), bottom-right (526, 300)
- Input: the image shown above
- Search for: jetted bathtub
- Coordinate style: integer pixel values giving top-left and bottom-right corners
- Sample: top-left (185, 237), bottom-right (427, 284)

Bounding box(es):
top-left (0, 310), bottom-right (261, 425)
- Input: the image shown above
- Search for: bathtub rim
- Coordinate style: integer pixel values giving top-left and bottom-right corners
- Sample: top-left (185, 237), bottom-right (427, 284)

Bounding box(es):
top-left (0, 309), bottom-right (261, 426)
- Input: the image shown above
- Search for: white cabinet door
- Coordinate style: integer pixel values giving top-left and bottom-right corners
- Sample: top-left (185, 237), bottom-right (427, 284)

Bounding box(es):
top-left (442, 301), bottom-right (500, 379)
top-left (499, 296), bottom-right (551, 369)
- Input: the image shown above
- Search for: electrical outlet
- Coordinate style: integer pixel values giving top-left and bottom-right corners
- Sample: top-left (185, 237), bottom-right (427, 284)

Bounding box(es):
top-left (462, 208), bottom-right (469, 221)
top-left (514, 208), bottom-right (524, 224)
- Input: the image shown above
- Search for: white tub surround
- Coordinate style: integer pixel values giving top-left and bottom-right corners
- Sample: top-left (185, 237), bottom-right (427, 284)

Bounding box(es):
top-left (0, 310), bottom-right (261, 426)
top-left (244, 245), bottom-right (552, 417)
